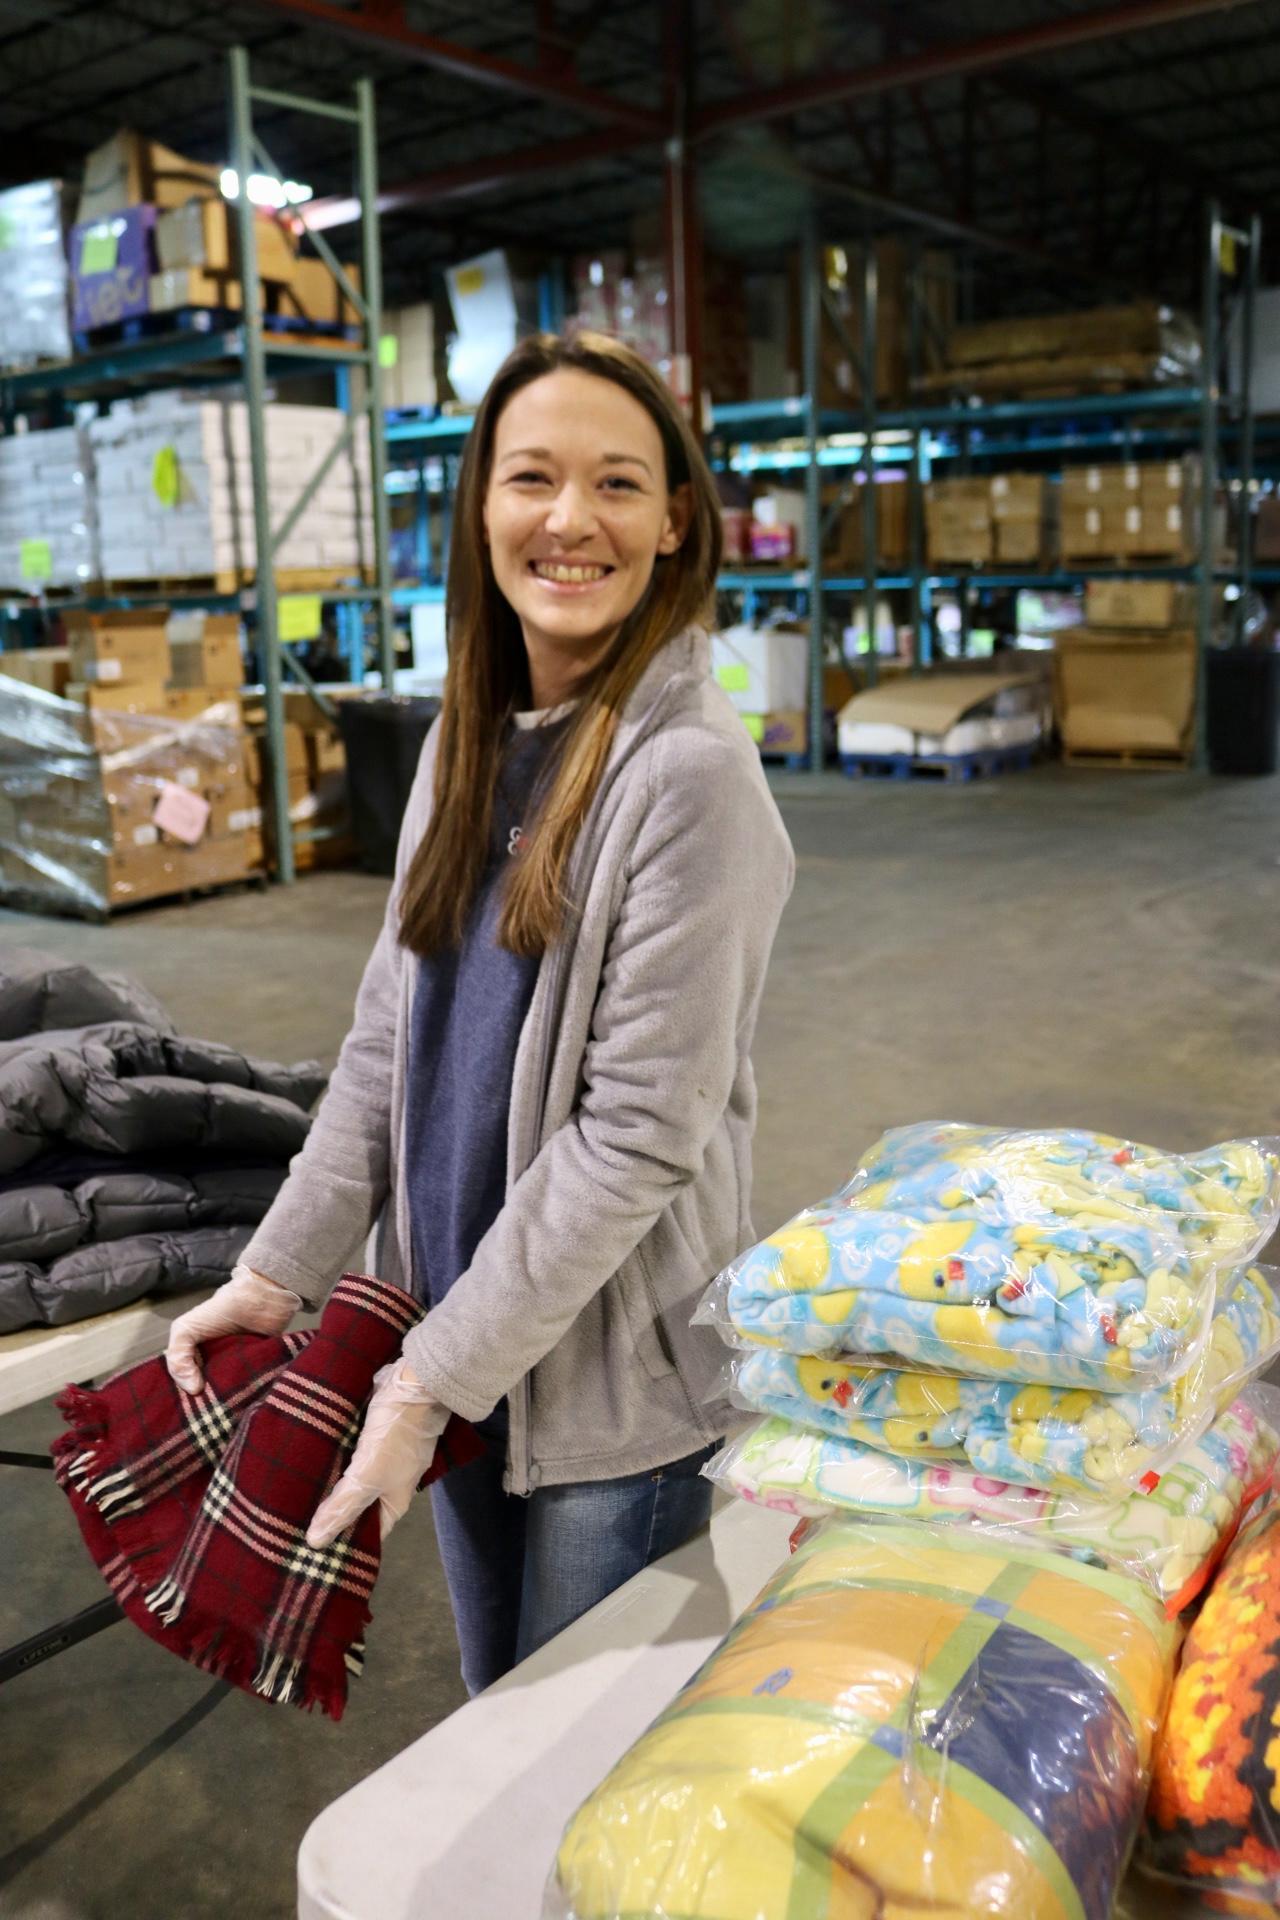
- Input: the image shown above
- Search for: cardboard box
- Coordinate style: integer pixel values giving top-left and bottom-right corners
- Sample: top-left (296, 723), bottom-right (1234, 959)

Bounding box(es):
top-left (1054, 631), bottom-right (1195, 757)
top-left (946, 302), bottom-right (1199, 372)
top-left (205, 775), bottom-right (258, 838)
top-left (712, 625), bottom-right (808, 714)
top-left (741, 710), bottom-right (806, 757)
top-left (1256, 496), bottom-right (1280, 562)
top-left (276, 254), bottom-right (362, 330)
top-left (154, 198), bottom-right (296, 284)
top-left (989, 473), bottom-right (1048, 521)
top-left (68, 678), bottom-right (167, 716)
top-left (994, 519), bottom-right (1045, 564)
top-left (0, 647), bottom-right (71, 697)
top-left (926, 479), bottom-right (993, 565)
top-left (65, 609), bottom-right (171, 686)
top-left (1085, 579), bottom-right (1197, 629)
top-left (244, 721), bottom-right (308, 787)
top-left (381, 303), bottom-right (436, 410)
top-left (1061, 504), bottom-right (1106, 557)
top-left (826, 478), bottom-right (909, 569)
top-left (70, 203), bottom-right (157, 332)
top-left (168, 627), bottom-right (243, 690)
top-left (149, 268), bottom-right (243, 315)
top-left (162, 686), bottom-right (243, 724)
top-left (76, 130), bottom-right (221, 226)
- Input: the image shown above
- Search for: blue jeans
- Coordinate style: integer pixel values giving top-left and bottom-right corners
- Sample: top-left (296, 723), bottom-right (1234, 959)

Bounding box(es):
top-left (430, 1432), bottom-right (719, 1695)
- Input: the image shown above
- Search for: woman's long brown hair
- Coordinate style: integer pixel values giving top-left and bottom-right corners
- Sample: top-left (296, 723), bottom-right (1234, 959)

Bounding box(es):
top-left (398, 331), bottom-right (723, 959)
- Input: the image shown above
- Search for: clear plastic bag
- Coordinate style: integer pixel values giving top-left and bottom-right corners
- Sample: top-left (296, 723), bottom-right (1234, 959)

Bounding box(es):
top-left (695, 1123), bottom-right (1280, 1392)
top-left (0, 675), bottom-right (255, 916)
top-left (550, 1515), bottom-right (1179, 1920)
top-left (704, 1385), bottom-right (1280, 1616)
top-left (725, 1266), bottom-right (1280, 1498)
top-left (1140, 1483), bottom-right (1280, 1907)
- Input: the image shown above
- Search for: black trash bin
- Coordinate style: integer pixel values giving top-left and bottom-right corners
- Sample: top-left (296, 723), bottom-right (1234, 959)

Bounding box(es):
top-left (338, 695), bottom-right (442, 874)
top-left (1206, 647), bottom-right (1280, 777)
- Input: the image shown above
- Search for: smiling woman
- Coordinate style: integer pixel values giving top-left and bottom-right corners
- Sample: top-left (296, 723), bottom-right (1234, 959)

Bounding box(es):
top-left (170, 327), bottom-right (794, 1701)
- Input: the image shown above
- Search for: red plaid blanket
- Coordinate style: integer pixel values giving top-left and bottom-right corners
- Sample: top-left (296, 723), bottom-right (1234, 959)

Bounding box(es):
top-left (51, 1272), bottom-right (482, 1719)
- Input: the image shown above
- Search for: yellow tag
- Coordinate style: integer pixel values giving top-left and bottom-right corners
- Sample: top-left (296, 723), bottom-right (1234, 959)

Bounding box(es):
top-left (20, 538), bottom-right (52, 582)
top-left (152, 445), bottom-right (180, 507)
top-left (743, 713), bottom-right (765, 744)
top-left (454, 265), bottom-right (486, 296)
top-left (1219, 230), bottom-right (1239, 276)
top-left (279, 594), bottom-right (322, 642)
top-left (79, 226), bottom-right (118, 275)
top-left (717, 664), bottom-right (750, 692)
top-left (378, 333), bottom-right (398, 368)
top-left (0, 212), bottom-right (14, 251)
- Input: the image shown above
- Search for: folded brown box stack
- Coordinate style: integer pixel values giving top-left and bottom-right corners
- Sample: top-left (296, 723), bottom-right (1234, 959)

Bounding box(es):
top-left (240, 686), bottom-right (356, 875)
top-left (0, 609), bottom-right (257, 915)
top-left (916, 301), bottom-right (1201, 400)
top-left (151, 196), bottom-right (362, 332)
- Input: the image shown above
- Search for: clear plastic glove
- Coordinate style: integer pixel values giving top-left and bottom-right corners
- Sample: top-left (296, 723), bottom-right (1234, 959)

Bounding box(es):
top-left (165, 1262), bottom-right (303, 1394)
top-left (306, 1359), bottom-right (450, 1548)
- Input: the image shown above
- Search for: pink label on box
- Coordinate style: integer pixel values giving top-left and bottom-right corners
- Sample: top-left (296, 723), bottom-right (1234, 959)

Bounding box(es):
top-left (153, 781), bottom-right (210, 845)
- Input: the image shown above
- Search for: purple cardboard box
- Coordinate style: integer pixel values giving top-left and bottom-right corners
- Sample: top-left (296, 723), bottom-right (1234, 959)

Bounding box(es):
top-left (70, 203), bottom-right (157, 332)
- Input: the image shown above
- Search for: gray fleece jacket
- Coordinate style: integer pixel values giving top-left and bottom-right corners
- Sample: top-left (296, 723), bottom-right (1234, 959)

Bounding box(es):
top-left (243, 626), bottom-right (794, 1493)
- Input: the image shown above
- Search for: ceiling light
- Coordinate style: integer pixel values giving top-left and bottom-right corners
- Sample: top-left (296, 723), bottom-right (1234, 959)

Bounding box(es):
top-left (220, 168), bottom-right (314, 208)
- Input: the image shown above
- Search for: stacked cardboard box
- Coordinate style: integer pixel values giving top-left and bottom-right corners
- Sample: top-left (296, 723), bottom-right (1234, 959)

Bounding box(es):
top-left (1055, 579), bottom-right (1202, 763)
top-left (989, 474), bottom-right (1058, 565)
top-left (0, 179), bottom-right (73, 369)
top-left (0, 608), bottom-right (257, 914)
top-left (0, 646), bottom-right (71, 697)
top-left (1059, 458), bottom-right (1223, 562)
top-left (925, 477), bottom-right (993, 566)
top-left (924, 473), bottom-right (1058, 568)
top-left (89, 392), bottom-right (373, 582)
top-left (241, 685), bottom-right (355, 875)
top-left (0, 427), bottom-right (101, 591)
top-left (825, 478), bottom-right (910, 570)
top-left (919, 301), bottom-right (1201, 398)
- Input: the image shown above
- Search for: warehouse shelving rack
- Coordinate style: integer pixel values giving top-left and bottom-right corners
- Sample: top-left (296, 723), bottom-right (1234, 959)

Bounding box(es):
top-left (0, 47), bottom-right (394, 883)
top-left (710, 203), bottom-right (1263, 770)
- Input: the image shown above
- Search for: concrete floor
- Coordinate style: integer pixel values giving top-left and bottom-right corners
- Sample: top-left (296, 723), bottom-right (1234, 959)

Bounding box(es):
top-left (1, 763), bottom-right (1278, 1919)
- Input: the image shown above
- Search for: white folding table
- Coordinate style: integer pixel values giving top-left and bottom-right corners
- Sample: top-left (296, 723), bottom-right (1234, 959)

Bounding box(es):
top-left (0, 1291), bottom-right (215, 1683)
top-left (297, 1497), bottom-right (1218, 1920)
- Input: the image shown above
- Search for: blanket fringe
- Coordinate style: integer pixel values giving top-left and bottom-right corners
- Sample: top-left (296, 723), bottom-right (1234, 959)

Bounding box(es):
top-left (143, 1575), bottom-right (187, 1627)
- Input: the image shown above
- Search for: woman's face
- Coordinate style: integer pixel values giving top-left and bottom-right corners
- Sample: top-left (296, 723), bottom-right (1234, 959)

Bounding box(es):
top-left (484, 368), bottom-right (688, 677)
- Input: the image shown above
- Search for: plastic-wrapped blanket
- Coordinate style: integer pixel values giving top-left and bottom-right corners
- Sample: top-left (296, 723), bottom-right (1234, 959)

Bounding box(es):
top-left (701, 1123), bottom-right (1280, 1390)
top-left (729, 1266), bottom-right (1280, 1495)
top-left (552, 1519), bottom-right (1179, 1920)
top-left (1142, 1488), bottom-right (1280, 1903)
top-left (705, 1390), bottom-right (1280, 1614)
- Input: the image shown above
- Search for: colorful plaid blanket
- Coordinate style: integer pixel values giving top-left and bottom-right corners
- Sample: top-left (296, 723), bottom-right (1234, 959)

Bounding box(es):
top-left (555, 1520), bottom-right (1179, 1920)
top-left (51, 1272), bottom-right (481, 1719)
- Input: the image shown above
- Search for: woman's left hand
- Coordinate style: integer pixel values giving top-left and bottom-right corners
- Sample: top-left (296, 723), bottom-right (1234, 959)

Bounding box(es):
top-left (306, 1359), bottom-right (451, 1548)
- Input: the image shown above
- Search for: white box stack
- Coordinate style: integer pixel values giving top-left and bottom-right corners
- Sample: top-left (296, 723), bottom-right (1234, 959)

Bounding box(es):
top-left (0, 180), bottom-right (72, 370)
top-left (0, 427), bottom-right (101, 590)
top-left (89, 392), bottom-right (374, 583)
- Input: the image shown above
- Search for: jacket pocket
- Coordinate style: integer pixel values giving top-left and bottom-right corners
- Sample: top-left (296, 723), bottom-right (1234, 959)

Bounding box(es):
top-left (615, 1251), bottom-right (678, 1383)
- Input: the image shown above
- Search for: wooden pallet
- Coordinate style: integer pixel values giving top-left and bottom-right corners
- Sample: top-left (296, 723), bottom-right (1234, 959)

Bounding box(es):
top-left (74, 307), bottom-right (361, 353)
top-left (1062, 745), bottom-right (1192, 771)
top-left (102, 566), bottom-right (374, 597)
top-left (1061, 553), bottom-right (1194, 570)
top-left (841, 745), bottom-right (1037, 784)
top-left (912, 351), bottom-right (1191, 401)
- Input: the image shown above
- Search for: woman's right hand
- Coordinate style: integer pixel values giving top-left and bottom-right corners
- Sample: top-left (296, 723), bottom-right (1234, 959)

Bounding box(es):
top-left (165, 1263), bottom-right (303, 1394)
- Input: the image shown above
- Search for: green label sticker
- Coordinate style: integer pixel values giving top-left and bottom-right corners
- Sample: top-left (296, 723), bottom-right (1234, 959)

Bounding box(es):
top-left (20, 538), bottom-right (52, 583)
top-left (378, 333), bottom-right (399, 369)
top-left (717, 663), bottom-right (750, 692)
top-left (79, 226), bottom-right (118, 275)
top-left (279, 594), bottom-right (323, 642)
top-left (152, 445), bottom-right (180, 507)
top-left (0, 212), bottom-right (14, 251)
top-left (742, 713), bottom-right (765, 743)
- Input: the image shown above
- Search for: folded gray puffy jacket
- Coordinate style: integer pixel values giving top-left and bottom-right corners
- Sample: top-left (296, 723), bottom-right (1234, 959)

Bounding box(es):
top-left (0, 949), bottom-right (327, 1334)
